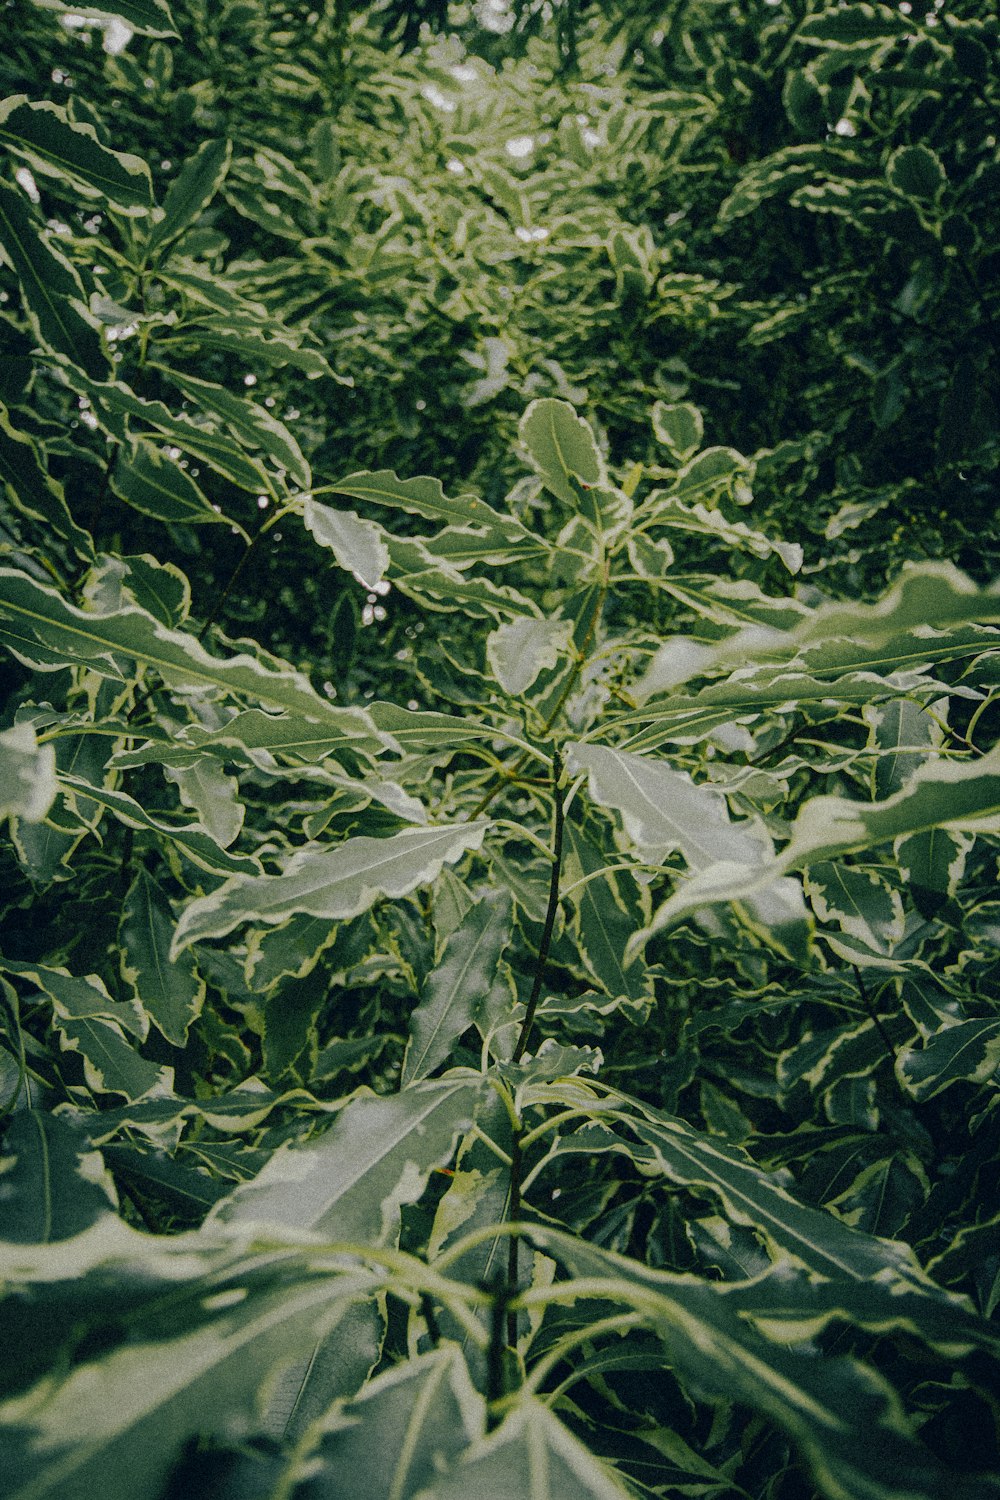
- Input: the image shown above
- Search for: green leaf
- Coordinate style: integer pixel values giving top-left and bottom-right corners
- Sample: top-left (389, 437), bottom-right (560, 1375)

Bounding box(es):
top-left (562, 820), bottom-right (650, 1003)
top-left (0, 1270), bottom-right (373, 1500)
top-left (1, 961), bottom-right (170, 1101)
top-left (0, 404), bottom-right (94, 559)
top-left (0, 179), bottom-right (109, 378)
top-left (486, 616), bottom-right (574, 697)
top-left (894, 827), bottom-right (971, 917)
top-left (303, 500), bottom-right (390, 589)
top-left (887, 145), bottom-right (947, 200)
top-left (568, 741), bottom-right (770, 868)
top-left (868, 697), bottom-right (935, 799)
top-left (263, 1296), bottom-right (384, 1443)
top-left (308, 1346), bottom-right (485, 1499)
top-left (162, 754), bottom-right (244, 849)
top-left (0, 569), bottom-right (388, 748)
top-left (641, 494), bottom-right (802, 572)
top-left (152, 365), bottom-right (310, 490)
top-left (326, 469), bottom-right (526, 549)
top-left (417, 1396), bottom-right (632, 1500)
top-left (51, 367), bottom-right (275, 493)
top-left (0, 722), bottom-right (57, 823)
top-left (402, 889), bottom-right (513, 1085)
top-left (803, 862), bottom-right (903, 951)
top-left (147, 138), bottom-right (231, 255)
top-left (387, 536), bottom-right (541, 620)
top-left (634, 745), bottom-right (1000, 953)
top-left (211, 1077), bottom-right (482, 1241)
top-left (58, 773), bottom-right (260, 877)
top-left (29, 0), bottom-right (180, 36)
top-left (651, 400), bottom-right (703, 463)
top-left (896, 1021), bottom-right (1000, 1102)
top-left (109, 440), bottom-right (234, 528)
top-left (119, 868), bottom-right (206, 1045)
top-left (0, 1111), bottom-right (117, 1242)
top-left (172, 822), bottom-right (489, 954)
top-left (796, 3), bottom-right (906, 48)
top-left (519, 398), bottom-right (604, 507)
top-left (0, 96), bottom-right (153, 211)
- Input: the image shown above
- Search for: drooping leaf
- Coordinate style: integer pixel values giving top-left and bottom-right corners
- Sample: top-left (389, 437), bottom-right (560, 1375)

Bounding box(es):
top-left (0, 96), bottom-right (153, 211)
top-left (119, 868), bottom-right (206, 1045)
top-left (172, 821), bottom-right (489, 954)
top-left (211, 1077), bottom-right (483, 1242)
top-left (0, 178), bottom-right (109, 377)
top-left (0, 1110), bottom-right (117, 1242)
top-left (402, 889), bottom-right (513, 1085)
top-left (0, 569), bottom-right (388, 751)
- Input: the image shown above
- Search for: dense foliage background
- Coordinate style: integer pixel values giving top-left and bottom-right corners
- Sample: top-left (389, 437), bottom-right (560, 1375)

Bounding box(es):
top-left (1, 2), bottom-right (999, 1496)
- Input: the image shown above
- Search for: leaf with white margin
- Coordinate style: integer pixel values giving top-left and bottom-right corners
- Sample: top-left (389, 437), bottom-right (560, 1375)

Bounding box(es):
top-left (308, 1345), bottom-right (485, 1498)
top-left (171, 821), bottom-right (489, 956)
top-left (415, 1396), bottom-right (632, 1499)
top-left (0, 1271), bottom-right (375, 1500)
top-left (519, 398), bottom-right (604, 508)
top-left (403, 889), bottom-right (514, 1085)
top-left (163, 755), bottom-right (244, 849)
top-left (303, 499), bottom-right (390, 588)
top-left (0, 722), bottom-right (57, 823)
top-left (487, 616), bottom-right (574, 697)
top-left (643, 495), bottom-right (802, 573)
top-left (568, 742), bottom-right (771, 869)
top-left (210, 1076), bottom-right (482, 1242)
top-left (896, 1020), bottom-right (1000, 1102)
top-left (0, 95), bottom-right (153, 211)
top-left (0, 569), bottom-right (391, 758)
top-left (1, 960), bottom-right (171, 1102)
top-left (630, 745), bottom-right (1000, 959)
top-left (119, 868), bottom-right (206, 1046)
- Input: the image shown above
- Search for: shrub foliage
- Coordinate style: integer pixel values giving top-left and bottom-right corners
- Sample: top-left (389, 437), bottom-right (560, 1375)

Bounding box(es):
top-left (1, 2), bottom-right (999, 1497)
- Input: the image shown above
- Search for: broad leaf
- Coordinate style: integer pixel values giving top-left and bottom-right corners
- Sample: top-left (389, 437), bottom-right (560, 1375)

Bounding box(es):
top-left (211, 1077), bottom-right (482, 1242)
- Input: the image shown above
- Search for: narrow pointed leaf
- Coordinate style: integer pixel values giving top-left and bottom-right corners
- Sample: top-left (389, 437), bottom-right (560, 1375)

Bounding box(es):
top-left (147, 138), bottom-right (231, 254)
top-left (172, 821), bottom-right (489, 954)
top-left (119, 868), bottom-right (206, 1045)
top-left (402, 889), bottom-right (513, 1085)
top-left (0, 97), bottom-right (152, 210)
top-left (0, 179), bottom-right (108, 377)
top-left (211, 1077), bottom-right (482, 1241)
top-left (109, 439), bottom-right (232, 527)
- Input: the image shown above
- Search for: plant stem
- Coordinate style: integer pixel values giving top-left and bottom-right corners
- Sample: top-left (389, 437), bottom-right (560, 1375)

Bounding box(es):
top-left (506, 1122), bottom-right (523, 1350)
top-left (852, 964), bottom-right (898, 1065)
top-left (512, 748), bottom-right (565, 1064)
top-left (484, 1270), bottom-right (509, 1428)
